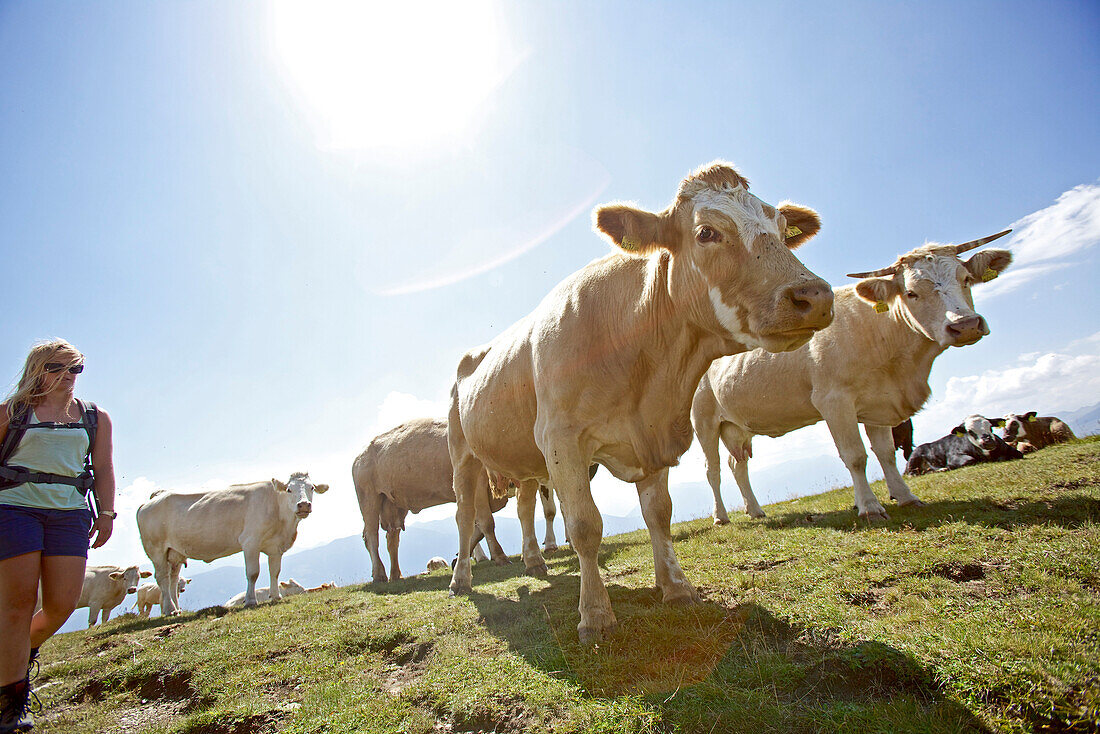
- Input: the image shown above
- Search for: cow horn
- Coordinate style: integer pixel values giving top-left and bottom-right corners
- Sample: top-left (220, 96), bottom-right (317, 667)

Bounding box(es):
top-left (846, 265), bottom-right (897, 279)
top-left (954, 229), bottom-right (1011, 255)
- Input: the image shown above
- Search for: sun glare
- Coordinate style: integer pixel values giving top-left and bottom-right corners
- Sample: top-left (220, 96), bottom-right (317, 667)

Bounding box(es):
top-left (271, 1), bottom-right (519, 152)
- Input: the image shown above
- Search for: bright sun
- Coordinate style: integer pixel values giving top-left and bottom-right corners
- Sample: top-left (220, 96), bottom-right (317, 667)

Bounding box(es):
top-left (271, 1), bottom-right (519, 152)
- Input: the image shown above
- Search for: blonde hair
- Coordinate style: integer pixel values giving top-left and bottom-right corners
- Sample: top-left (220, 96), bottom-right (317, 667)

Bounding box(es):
top-left (5, 338), bottom-right (84, 419)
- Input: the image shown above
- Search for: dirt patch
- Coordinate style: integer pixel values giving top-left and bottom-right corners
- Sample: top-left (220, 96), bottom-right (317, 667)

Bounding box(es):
top-left (114, 700), bottom-right (192, 732)
top-left (846, 588), bottom-right (890, 611)
top-left (1050, 478), bottom-right (1100, 491)
top-left (380, 640), bottom-right (434, 696)
top-left (153, 623), bottom-right (184, 638)
top-left (732, 557), bottom-right (792, 572)
top-left (181, 710), bottom-right (286, 734)
top-left (922, 562), bottom-right (986, 582)
top-left (413, 694), bottom-right (535, 734)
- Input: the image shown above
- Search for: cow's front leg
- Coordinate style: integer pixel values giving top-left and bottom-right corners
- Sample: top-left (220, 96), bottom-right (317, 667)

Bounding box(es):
top-left (545, 443), bottom-right (615, 644)
top-left (87, 606), bottom-right (100, 627)
top-left (473, 473), bottom-right (509, 565)
top-left (516, 480), bottom-right (548, 576)
top-left (385, 528), bottom-right (402, 581)
top-left (540, 486), bottom-right (559, 552)
top-left (153, 564), bottom-right (178, 616)
top-left (242, 546), bottom-right (261, 607)
top-left (168, 560), bottom-right (184, 614)
top-left (865, 424), bottom-right (923, 506)
top-left (101, 606), bottom-right (112, 623)
top-left (267, 552), bottom-right (283, 601)
top-left (693, 389), bottom-right (732, 525)
top-left (637, 469), bottom-right (698, 605)
top-left (359, 490), bottom-right (387, 583)
top-left (815, 394), bottom-right (888, 520)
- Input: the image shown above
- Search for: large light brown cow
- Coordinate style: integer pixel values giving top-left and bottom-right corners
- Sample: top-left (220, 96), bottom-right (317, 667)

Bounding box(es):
top-left (448, 162), bottom-right (834, 642)
top-left (1001, 412), bottom-right (1077, 454)
top-left (76, 565), bottom-right (150, 626)
top-left (692, 232), bottom-right (1012, 521)
top-left (136, 472), bottom-right (328, 614)
top-left (352, 418), bottom-right (511, 583)
top-left (135, 577), bottom-right (189, 617)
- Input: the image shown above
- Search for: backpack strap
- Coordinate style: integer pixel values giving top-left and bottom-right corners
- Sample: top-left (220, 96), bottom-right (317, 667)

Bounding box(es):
top-left (0, 405), bottom-right (32, 471)
top-left (0, 401), bottom-right (97, 493)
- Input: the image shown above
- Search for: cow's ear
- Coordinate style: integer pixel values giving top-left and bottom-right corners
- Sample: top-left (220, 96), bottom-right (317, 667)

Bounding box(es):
top-left (964, 248), bottom-right (1012, 283)
top-left (777, 202), bottom-right (821, 250)
top-left (272, 479), bottom-right (288, 492)
top-left (109, 571), bottom-right (124, 580)
top-left (991, 418), bottom-right (1006, 428)
top-left (854, 277), bottom-right (900, 305)
top-left (313, 483), bottom-right (329, 494)
top-left (594, 203), bottom-right (677, 255)
top-left (951, 425), bottom-right (966, 437)
top-left (1026, 411), bottom-right (1038, 422)
top-left (140, 571), bottom-right (152, 578)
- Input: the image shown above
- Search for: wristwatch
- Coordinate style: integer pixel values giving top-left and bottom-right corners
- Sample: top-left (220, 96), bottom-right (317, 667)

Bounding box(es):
top-left (100, 510), bottom-right (118, 519)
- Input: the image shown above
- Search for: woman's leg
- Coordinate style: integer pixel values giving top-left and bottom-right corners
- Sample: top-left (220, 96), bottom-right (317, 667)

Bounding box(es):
top-left (30, 555), bottom-right (86, 648)
top-left (0, 552), bottom-right (40, 687)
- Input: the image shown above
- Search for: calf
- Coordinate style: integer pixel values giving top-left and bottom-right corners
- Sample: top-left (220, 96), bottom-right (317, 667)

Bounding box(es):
top-left (137, 472), bottom-right (328, 613)
top-left (135, 577), bottom-right (189, 617)
top-left (225, 578), bottom-right (306, 607)
top-left (77, 565), bottom-right (150, 626)
top-left (1001, 412), bottom-right (1077, 454)
top-left (905, 415), bottom-right (1023, 474)
top-left (426, 557), bottom-right (449, 572)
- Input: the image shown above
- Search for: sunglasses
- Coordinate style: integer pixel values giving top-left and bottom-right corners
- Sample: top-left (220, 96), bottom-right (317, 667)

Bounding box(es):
top-left (44, 363), bottom-right (84, 374)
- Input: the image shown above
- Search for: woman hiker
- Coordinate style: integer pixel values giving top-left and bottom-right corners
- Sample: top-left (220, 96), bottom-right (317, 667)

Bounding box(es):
top-left (0, 339), bottom-right (116, 732)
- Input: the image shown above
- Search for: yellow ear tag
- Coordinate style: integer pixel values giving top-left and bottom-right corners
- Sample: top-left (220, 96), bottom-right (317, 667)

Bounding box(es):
top-left (982, 267), bottom-right (998, 282)
top-left (1028, 415), bottom-right (1038, 423)
top-left (621, 236), bottom-right (640, 251)
top-left (784, 225), bottom-right (803, 239)
top-left (873, 301), bottom-right (889, 314)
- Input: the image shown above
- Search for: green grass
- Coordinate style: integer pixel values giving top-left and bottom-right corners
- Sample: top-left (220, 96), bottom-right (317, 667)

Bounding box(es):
top-left (34, 437), bottom-right (1100, 733)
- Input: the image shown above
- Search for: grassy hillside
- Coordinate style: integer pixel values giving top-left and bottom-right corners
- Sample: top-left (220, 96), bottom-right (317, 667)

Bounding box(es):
top-left (32, 438), bottom-right (1100, 733)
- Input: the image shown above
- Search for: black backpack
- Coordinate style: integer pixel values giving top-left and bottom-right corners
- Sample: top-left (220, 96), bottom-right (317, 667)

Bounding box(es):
top-left (0, 399), bottom-right (98, 493)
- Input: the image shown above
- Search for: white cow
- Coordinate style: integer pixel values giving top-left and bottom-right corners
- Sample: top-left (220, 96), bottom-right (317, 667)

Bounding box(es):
top-left (692, 231), bottom-right (1012, 521)
top-left (76, 565), bottom-right (150, 626)
top-left (426, 557), bottom-right (449, 572)
top-left (135, 577), bottom-right (189, 617)
top-left (225, 578), bottom-right (306, 607)
top-left (136, 472), bottom-right (328, 614)
top-left (448, 161), bottom-right (833, 642)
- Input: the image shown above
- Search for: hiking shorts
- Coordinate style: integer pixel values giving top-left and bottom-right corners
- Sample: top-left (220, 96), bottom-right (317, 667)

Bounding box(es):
top-left (0, 505), bottom-right (93, 561)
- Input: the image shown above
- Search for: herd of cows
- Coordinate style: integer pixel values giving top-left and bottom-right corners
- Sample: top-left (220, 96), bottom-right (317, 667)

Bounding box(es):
top-left (67, 162), bottom-right (1080, 642)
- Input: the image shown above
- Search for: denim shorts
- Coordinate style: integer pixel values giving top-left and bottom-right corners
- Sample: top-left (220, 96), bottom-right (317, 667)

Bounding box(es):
top-left (0, 505), bottom-right (93, 561)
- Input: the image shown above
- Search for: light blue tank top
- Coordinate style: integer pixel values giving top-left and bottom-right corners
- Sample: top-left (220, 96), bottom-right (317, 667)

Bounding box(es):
top-left (1, 409), bottom-right (90, 510)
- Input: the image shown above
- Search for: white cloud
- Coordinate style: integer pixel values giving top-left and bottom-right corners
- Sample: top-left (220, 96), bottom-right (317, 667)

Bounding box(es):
top-left (979, 181), bottom-right (1100, 301)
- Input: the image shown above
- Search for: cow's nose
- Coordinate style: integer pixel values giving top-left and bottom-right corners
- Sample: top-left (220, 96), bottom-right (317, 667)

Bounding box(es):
top-left (127, 587), bottom-right (137, 594)
top-left (947, 315), bottom-right (986, 344)
top-left (785, 280), bottom-right (834, 328)
top-left (297, 501), bottom-right (312, 515)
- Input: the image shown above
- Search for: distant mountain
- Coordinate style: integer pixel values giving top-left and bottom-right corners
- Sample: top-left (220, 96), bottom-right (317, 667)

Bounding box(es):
top-left (1059, 401), bottom-right (1100, 437)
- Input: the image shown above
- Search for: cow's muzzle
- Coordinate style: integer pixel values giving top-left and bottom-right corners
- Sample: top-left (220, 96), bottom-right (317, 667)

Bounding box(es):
top-left (783, 279), bottom-right (834, 330)
top-left (946, 315), bottom-right (987, 346)
top-left (127, 587), bottom-right (138, 594)
top-left (296, 502), bottom-right (312, 518)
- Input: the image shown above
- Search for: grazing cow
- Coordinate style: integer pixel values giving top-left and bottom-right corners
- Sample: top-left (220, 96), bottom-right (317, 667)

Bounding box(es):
top-left (449, 161), bottom-right (834, 643)
top-left (892, 419), bottom-right (914, 461)
top-left (75, 565), bottom-right (150, 626)
top-left (1001, 412), bottom-right (1077, 454)
top-left (305, 582), bottom-right (335, 592)
top-left (426, 556), bottom-right (449, 572)
top-left (136, 472), bottom-right (328, 614)
top-left (692, 230), bottom-right (1012, 521)
top-left (352, 418), bottom-right (512, 583)
top-left (135, 577), bottom-right (189, 617)
top-left (904, 415), bottom-right (1023, 474)
top-left (225, 578), bottom-right (306, 607)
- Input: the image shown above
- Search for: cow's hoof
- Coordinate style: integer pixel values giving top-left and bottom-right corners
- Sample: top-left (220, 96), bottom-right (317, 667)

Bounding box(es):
top-left (525, 562), bottom-right (549, 578)
top-left (493, 557), bottom-right (511, 566)
top-left (244, 601), bottom-right (257, 608)
top-left (543, 543), bottom-right (558, 553)
top-left (895, 497), bottom-right (926, 507)
top-left (713, 516), bottom-right (730, 526)
top-left (578, 620), bottom-right (618, 645)
top-left (858, 508), bottom-right (890, 522)
top-left (663, 587), bottom-right (699, 606)
top-left (449, 581), bottom-right (472, 597)
top-left (747, 510), bottom-right (767, 519)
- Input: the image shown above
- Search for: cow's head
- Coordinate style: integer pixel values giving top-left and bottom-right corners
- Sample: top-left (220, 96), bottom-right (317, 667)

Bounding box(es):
top-left (177, 577), bottom-right (190, 594)
top-left (279, 578), bottom-right (306, 595)
top-left (850, 231), bottom-right (1012, 348)
top-left (594, 161), bottom-right (833, 353)
top-left (1001, 412), bottom-right (1040, 446)
top-left (951, 414), bottom-right (1003, 454)
top-left (109, 566), bottom-right (152, 595)
top-left (273, 473), bottom-right (329, 519)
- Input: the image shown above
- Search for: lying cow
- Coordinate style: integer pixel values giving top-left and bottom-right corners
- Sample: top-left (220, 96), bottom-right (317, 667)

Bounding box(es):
top-left (449, 161), bottom-right (833, 643)
top-left (905, 415), bottom-right (1023, 475)
top-left (135, 577), bottom-right (189, 617)
top-left (692, 230), bottom-right (1012, 521)
top-left (136, 472), bottom-right (328, 613)
top-left (75, 565), bottom-right (150, 626)
top-left (426, 556), bottom-right (449, 572)
top-left (225, 578), bottom-right (306, 607)
top-left (1001, 412), bottom-right (1077, 454)
top-left (352, 418), bottom-right (512, 583)
top-left (305, 582), bottom-right (335, 592)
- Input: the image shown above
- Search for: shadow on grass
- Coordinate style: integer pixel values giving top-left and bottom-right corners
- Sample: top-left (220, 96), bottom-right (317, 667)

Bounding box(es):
top-left (455, 565), bottom-right (990, 732)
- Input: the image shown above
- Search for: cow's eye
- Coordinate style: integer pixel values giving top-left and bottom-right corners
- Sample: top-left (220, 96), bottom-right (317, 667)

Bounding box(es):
top-left (697, 226), bottom-right (721, 243)
top-left (905, 290), bottom-right (918, 299)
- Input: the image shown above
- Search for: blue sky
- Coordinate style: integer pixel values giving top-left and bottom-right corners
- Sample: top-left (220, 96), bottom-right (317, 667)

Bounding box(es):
top-left (2, 1), bottom-right (1098, 572)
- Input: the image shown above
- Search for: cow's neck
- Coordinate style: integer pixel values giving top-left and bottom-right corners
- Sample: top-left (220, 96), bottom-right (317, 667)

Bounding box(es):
top-left (858, 294), bottom-right (947, 409)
